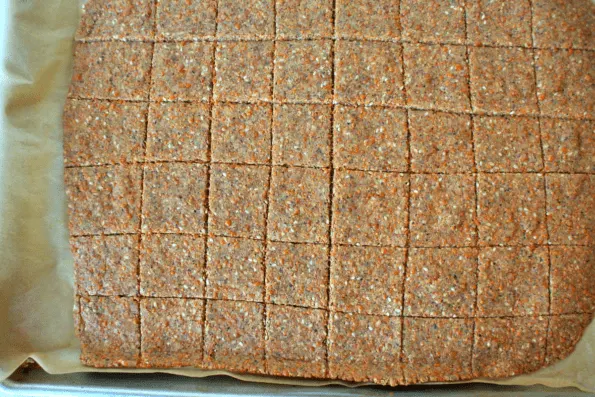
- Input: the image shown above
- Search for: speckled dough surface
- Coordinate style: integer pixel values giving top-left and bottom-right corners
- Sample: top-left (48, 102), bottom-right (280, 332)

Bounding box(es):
top-left (67, 0), bottom-right (595, 386)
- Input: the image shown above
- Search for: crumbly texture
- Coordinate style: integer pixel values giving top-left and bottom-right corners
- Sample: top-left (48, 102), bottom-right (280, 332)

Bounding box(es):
top-left (477, 246), bottom-right (549, 316)
top-left (404, 248), bottom-right (477, 317)
top-left (73, 234), bottom-right (139, 296)
top-left (146, 101), bottom-right (210, 162)
top-left (70, 0), bottom-right (595, 386)
top-left (546, 174), bottom-right (594, 245)
top-left (63, 99), bottom-right (147, 166)
top-left (206, 236), bottom-right (265, 302)
top-left (266, 242), bottom-right (329, 308)
top-left (155, 0), bottom-right (217, 40)
top-left (474, 116), bottom-right (543, 172)
top-left (65, 165), bottom-right (142, 235)
top-left (139, 234), bottom-right (205, 298)
top-left (140, 298), bottom-right (204, 367)
top-left (550, 246), bottom-right (595, 314)
top-left (403, 44), bottom-right (470, 112)
top-left (466, 0), bottom-right (532, 47)
top-left (332, 170), bottom-right (409, 246)
top-left (274, 40), bottom-right (333, 102)
top-left (330, 245), bottom-right (405, 316)
top-left (76, 0), bottom-right (155, 40)
top-left (141, 163), bottom-right (208, 233)
top-left (402, 318), bottom-right (473, 383)
top-left (208, 164), bottom-right (270, 239)
top-left (410, 174), bottom-right (477, 247)
top-left (477, 173), bottom-right (547, 245)
top-left (469, 47), bottom-right (538, 115)
top-left (473, 317), bottom-right (548, 378)
top-left (266, 305), bottom-right (327, 378)
top-left (151, 42), bottom-right (214, 102)
top-left (79, 296), bottom-right (140, 367)
top-left (214, 41), bottom-right (273, 102)
top-left (272, 104), bottom-right (331, 168)
top-left (335, 41), bottom-right (403, 106)
top-left (276, 0), bottom-right (333, 39)
top-left (203, 300), bottom-right (265, 373)
top-left (268, 166), bottom-right (331, 243)
top-left (69, 41), bottom-right (153, 100)
top-left (532, 0), bottom-right (595, 49)
top-left (400, 0), bottom-right (465, 44)
top-left (535, 49), bottom-right (594, 119)
top-left (409, 110), bottom-right (474, 173)
top-left (335, 0), bottom-right (401, 40)
top-left (211, 103), bottom-right (272, 164)
top-left (541, 119), bottom-right (595, 173)
top-left (334, 106), bottom-right (408, 172)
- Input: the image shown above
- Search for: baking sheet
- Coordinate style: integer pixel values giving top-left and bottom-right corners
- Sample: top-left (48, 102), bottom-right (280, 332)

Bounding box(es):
top-left (0, 0), bottom-right (593, 392)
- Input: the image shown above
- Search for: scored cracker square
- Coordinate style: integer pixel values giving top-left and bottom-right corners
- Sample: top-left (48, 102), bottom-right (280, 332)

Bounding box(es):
top-left (533, 0), bottom-right (595, 49)
top-left (79, 296), bottom-right (140, 367)
top-left (477, 173), bottom-right (547, 245)
top-left (400, 0), bottom-right (465, 44)
top-left (542, 119), bottom-right (595, 173)
top-left (211, 103), bottom-right (272, 164)
top-left (335, 41), bottom-right (403, 106)
top-left (266, 305), bottom-right (327, 378)
top-left (546, 314), bottom-right (594, 364)
top-left (151, 42), bottom-right (214, 102)
top-left (550, 246), bottom-right (595, 314)
top-left (146, 102), bottom-right (210, 162)
top-left (474, 116), bottom-right (543, 172)
top-left (332, 170), bottom-right (409, 246)
top-left (473, 317), bottom-right (548, 379)
top-left (140, 298), bottom-right (204, 367)
top-left (204, 300), bottom-right (265, 373)
top-left (206, 236), bottom-right (265, 302)
top-left (265, 242), bottom-right (329, 309)
top-left (470, 47), bottom-right (538, 115)
top-left (329, 312), bottom-right (403, 385)
top-left (334, 106), bottom-right (408, 172)
top-left (208, 164), bottom-right (270, 239)
top-left (214, 41), bottom-right (274, 102)
top-left (217, 0), bottom-right (274, 38)
top-left (466, 0), bottom-right (532, 47)
top-left (156, 0), bottom-right (217, 39)
top-left (477, 246), bottom-right (549, 316)
top-left (403, 318), bottom-right (473, 383)
top-left (76, 0), bottom-right (155, 40)
top-left (65, 165), bottom-right (142, 235)
top-left (274, 40), bottom-right (333, 102)
top-left (141, 163), bottom-right (208, 234)
top-left (335, 0), bottom-right (400, 40)
top-left (535, 49), bottom-right (594, 118)
top-left (409, 110), bottom-right (474, 173)
top-left (140, 234), bottom-right (205, 298)
top-left (276, 0), bottom-right (333, 39)
top-left (63, 99), bottom-right (147, 166)
top-left (330, 245), bottom-right (405, 316)
top-left (410, 174), bottom-right (477, 247)
top-left (546, 174), bottom-right (594, 244)
top-left (69, 42), bottom-right (153, 100)
top-left (268, 166), bottom-right (331, 244)
top-left (272, 104), bottom-right (331, 168)
top-left (403, 44), bottom-right (470, 112)
top-left (73, 235), bottom-right (138, 296)
top-left (404, 248), bottom-right (477, 317)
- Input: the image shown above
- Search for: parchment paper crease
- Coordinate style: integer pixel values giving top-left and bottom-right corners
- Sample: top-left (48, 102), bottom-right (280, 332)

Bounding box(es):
top-left (0, 0), bottom-right (593, 392)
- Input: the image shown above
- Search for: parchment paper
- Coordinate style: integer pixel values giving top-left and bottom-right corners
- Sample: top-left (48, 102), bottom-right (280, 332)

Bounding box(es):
top-left (0, 0), bottom-right (593, 392)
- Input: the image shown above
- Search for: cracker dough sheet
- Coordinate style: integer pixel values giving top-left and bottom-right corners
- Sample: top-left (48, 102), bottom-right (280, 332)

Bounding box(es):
top-left (65, 0), bottom-right (595, 386)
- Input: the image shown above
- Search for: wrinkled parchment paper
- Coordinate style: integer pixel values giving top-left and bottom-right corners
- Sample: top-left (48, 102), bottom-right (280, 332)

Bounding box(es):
top-left (0, 0), bottom-right (593, 392)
